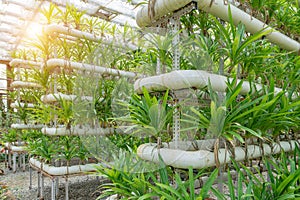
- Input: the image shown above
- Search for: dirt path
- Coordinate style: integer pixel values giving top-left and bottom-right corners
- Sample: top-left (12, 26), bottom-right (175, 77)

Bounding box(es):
top-left (0, 162), bottom-right (103, 200)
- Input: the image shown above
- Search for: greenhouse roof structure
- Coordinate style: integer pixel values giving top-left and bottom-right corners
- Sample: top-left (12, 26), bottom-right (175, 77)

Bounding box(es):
top-left (0, 0), bottom-right (300, 64)
top-left (0, 0), bottom-right (144, 63)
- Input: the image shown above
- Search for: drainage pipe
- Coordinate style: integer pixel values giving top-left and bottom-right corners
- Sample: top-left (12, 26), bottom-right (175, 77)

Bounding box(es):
top-left (45, 58), bottom-right (138, 78)
top-left (134, 70), bottom-right (282, 95)
top-left (136, 0), bottom-right (300, 53)
top-left (137, 140), bottom-right (300, 169)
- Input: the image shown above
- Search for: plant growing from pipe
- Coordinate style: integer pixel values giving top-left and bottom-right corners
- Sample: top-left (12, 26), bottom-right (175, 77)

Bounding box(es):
top-left (118, 87), bottom-right (173, 142)
top-left (212, 5), bottom-right (273, 77)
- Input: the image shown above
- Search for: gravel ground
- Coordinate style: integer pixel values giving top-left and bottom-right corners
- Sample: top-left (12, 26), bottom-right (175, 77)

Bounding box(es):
top-left (0, 162), bottom-right (105, 200)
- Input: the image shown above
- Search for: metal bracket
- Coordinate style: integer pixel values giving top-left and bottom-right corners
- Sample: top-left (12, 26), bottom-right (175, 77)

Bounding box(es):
top-left (150, 2), bottom-right (197, 28)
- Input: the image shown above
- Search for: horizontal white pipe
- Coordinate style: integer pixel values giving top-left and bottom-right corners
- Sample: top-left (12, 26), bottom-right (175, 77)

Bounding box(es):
top-left (5, 141), bottom-right (26, 146)
top-left (41, 93), bottom-right (93, 103)
top-left (10, 101), bottom-right (35, 108)
top-left (6, 0), bottom-right (36, 10)
top-left (45, 58), bottom-right (138, 78)
top-left (43, 24), bottom-right (137, 50)
top-left (5, 145), bottom-right (26, 152)
top-left (4, 143), bottom-right (26, 152)
top-left (136, 0), bottom-right (300, 53)
top-left (9, 59), bottom-right (41, 69)
top-left (134, 70), bottom-right (282, 95)
top-left (137, 140), bottom-right (300, 169)
top-left (11, 123), bottom-right (44, 129)
top-left (10, 81), bottom-right (42, 89)
top-left (29, 158), bottom-right (97, 176)
top-left (136, 0), bottom-right (193, 27)
top-left (42, 125), bottom-right (120, 136)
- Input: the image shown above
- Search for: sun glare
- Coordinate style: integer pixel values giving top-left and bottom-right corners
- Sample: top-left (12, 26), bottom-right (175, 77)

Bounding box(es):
top-left (25, 23), bottom-right (43, 39)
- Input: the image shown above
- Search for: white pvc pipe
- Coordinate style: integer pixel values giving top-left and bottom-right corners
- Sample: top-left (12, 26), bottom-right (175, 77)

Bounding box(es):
top-left (10, 101), bottom-right (35, 108)
top-left (45, 58), bottom-right (138, 78)
top-left (41, 126), bottom-right (119, 136)
top-left (29, 158), bottom-right (97, 176)
top-left (11, 81), bottom-right (42, 89)
top-left (134, 70), bottom-right (282, 95)
top-left (41, 93), bottom-right (93, 103)
top-left (9, 59), bottom-right (41, 69)
top-left (137, 140), bottom-right (300, 169)
top-left (197, 0), bottom-right (300, 53)
top-left (43, 24), bottom-right (137, 50)
top-left (4, 143), bottom-right (26, 152)
top-left (136, 0), bottom-right (300, 53)
top-left (11, 123), bottom-right (44, 129)
top-left (136, 0), bottom-right (193, 27)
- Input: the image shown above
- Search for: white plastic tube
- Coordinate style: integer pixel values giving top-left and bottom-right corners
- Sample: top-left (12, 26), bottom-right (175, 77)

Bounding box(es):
top-left (134, 70), bottom-right (282, 95)
top-left (41, 93), bottom-right (93, 103)
top-left (136, 0), bottom-right (193, 27)
top-left (10, 101), bottom-right (35, 108)
top-left (45, 58), bottom-right (138, 78)
top-left (136, 0), bottom-right (300, 52)
top-left (137, 140), bottom-right (300, 169)
top-left (9, 59), bottom-right (41, 69)
top-left (29, 158), bottom-right (97, 176)
top-left (10, 81), bottom-right (42, 89)
top-left (198, 0), bottom-right (300, 52)
top-left (41, 126), bottom-right (119, 136)
top-left (43, 24), bottom-right (137, 50)
top-left (4, 142), bottom-right (26, 152)
top-left (11, 123), bottom-right (44, 129)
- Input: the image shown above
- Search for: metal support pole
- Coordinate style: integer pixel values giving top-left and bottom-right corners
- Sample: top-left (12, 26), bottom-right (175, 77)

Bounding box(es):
top-left (22, 154), bottom-right (25, 171)
top-left (41, 174), bottom-right (44, 199)
top-left (37, 171), bottom-right (41, 197)
top-left (65, 176), bottom-right (69, 200)
top-left (51, 178), bottom-right (56, 200)
top-left (173, 100), bottom-right (180, 149)
top-left (18, 153), bottom-right (21, 168)
top-left (29, 166), bottom-right (32, 190)
top-left (8, 151), bottom-right (12, 169)
top-left (4, 150), bottom-right (7, 168)
top-left (170, 17), bottom-right (180, 71)
top-left (156, 57), bottom-right (161, 75)
top-left (13, 152), bottom-right (16, 172)
top-left (55, 177), bottom-right (59, 199)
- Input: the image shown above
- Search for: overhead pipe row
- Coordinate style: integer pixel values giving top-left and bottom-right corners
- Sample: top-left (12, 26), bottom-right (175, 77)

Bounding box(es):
top-left (136, 0), bottom-right (300, 53)
top-left (43, 24), bottom-right (138, 51)
top-left (45, 58), bottom-right (138, 78)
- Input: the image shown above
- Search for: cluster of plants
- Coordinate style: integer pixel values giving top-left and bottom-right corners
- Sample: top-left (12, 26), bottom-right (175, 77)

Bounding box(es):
top-left (0, 129), bottom-right (41, 145)
top-left (2, 1), bottom-right (299, 199)
top-left (95, 145), bottom-right (300, 199)
top-left (26, 134), bottom-right (96, 167)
